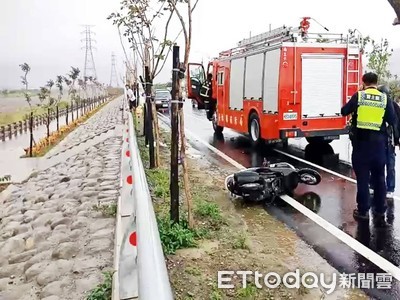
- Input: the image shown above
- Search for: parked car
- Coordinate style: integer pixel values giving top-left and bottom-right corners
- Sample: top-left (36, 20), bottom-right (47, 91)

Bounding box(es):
top-left (154, 89), bottom-right (171, 110)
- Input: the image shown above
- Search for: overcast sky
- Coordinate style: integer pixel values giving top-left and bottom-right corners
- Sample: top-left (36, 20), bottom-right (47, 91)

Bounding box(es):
top-left (0, 0), bottom-right (399, 90)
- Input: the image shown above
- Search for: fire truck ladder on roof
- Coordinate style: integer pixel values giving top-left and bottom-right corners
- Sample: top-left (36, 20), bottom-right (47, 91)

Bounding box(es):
top-left (345, 35), bottom-right (362, 101)
top-left (237, 26), bottom-right (293, 47)
top-left (219, 26), bottom-right (294, 57)
top-left (222, 25), bottom-right (349, 58)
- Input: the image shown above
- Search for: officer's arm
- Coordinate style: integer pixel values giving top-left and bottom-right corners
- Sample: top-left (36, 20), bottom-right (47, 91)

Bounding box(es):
top-left (394, 102), bottom-right (400, 145)
top-left (385, 99), bottom-right (397, 127)
top-left (391, 100), bottom-right (400, 145)
top-left (341, 93), bottom-right (358, 116)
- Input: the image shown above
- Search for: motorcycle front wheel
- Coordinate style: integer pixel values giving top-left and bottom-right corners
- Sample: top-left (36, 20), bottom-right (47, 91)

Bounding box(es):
top-left (298, 168), bottom-right (321, 185)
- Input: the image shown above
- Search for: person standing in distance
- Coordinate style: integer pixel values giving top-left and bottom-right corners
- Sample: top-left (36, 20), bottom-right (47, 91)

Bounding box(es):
top-left (126, 85), bottom-right (135, 112)
top-left (341, 72), bottom-right (398, 227)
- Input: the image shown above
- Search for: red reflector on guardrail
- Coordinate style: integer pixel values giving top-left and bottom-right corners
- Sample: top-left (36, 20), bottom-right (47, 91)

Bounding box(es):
top-left (129, 231), bottom-right (137, 246)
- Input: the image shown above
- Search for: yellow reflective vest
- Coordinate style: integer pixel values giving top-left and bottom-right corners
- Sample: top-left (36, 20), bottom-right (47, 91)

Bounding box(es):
top-left (357, 88), bottom-right (387, 131)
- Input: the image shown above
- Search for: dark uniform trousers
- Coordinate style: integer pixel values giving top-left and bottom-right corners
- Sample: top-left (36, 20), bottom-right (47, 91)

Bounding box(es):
top-left (352, 136), bottom-right (387, 214)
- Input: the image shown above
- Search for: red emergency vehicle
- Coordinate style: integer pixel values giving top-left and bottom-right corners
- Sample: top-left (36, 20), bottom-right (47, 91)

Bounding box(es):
top-left (187, 18), bottom-right (364, 145)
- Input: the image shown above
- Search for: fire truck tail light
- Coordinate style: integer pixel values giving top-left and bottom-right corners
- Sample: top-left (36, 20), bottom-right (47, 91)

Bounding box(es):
top-left (286, 131), bottom-right (297, 138)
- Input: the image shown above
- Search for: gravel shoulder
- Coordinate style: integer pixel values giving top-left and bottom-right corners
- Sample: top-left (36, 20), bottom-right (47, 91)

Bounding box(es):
top-left (0, 97), bottom-right (123, 300)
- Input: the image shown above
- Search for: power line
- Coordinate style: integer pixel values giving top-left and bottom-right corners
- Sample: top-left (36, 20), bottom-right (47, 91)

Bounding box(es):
top-left (81, 25), bottom-right (98, 80)
top-left (109, 52), bottom-right (119, 87)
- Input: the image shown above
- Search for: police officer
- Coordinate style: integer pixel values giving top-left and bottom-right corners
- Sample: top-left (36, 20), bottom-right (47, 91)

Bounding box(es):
top-left (341, 72), bottom-right (397, 226)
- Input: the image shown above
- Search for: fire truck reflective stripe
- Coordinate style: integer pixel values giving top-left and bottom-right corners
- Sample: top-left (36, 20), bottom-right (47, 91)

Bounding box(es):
top-left (200, 86), bottom-right (210, 97)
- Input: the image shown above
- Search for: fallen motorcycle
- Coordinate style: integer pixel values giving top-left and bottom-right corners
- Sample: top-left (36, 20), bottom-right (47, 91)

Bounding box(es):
top-left (225, 162), bottom-right (321, 202)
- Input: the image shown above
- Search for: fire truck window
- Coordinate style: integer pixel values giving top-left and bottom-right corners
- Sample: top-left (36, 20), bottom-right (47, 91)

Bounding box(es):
top-left (218, 72), bottom-right (224, 85)
top-left (189, 65), bottom-right (205, 84)
top-left (208, 65), bottom-right (213, 76)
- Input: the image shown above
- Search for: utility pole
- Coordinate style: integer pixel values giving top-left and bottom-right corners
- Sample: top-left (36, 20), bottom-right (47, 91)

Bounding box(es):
top-left (109, 52), bottom-right (118, 87)
top-left (144, 41), bottom-right (155, 168)
top-left (170, 45), bottom-right (180, 223)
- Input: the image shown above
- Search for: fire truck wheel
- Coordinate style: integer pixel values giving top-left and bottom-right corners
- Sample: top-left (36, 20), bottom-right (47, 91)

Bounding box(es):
top-left (212, 113), bottom-right (224, 134)
top-left (281, 139), bottom-right (289, 148)
top-left (249, 112), bottom-right (263, 146)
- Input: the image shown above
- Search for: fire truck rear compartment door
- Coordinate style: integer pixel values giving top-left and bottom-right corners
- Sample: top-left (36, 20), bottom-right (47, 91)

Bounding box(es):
top-left (229, 58), bottom-right (245, 110)
top-left (301, 54), bottom-right (344, 118)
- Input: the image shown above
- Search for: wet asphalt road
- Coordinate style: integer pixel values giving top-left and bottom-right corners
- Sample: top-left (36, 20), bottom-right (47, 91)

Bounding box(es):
top-left (157, 102), bottom-right (400, 299)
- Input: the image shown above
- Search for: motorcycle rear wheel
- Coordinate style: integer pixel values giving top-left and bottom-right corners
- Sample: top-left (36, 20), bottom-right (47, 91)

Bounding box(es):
top-left (298, 168), bottom-right (321, 185)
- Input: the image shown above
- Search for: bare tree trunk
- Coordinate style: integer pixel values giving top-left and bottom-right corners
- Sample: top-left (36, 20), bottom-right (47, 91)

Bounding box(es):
top-left (151, 101), bottom-right (161, 167)
top-left (166, 0), bottom-right (197, 228)
top-left (178, 107), bottom-right (194, 228)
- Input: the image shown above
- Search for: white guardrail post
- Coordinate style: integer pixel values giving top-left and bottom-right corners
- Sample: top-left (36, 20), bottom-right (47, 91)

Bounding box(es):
top-left (118, 118), bottom-right (138, 299)
top-left (117, 109), bottom-right (173, 300)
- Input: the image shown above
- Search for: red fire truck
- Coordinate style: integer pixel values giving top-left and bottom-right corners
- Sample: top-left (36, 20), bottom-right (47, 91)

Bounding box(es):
top-left (186, 18), bottom-right (364, 146)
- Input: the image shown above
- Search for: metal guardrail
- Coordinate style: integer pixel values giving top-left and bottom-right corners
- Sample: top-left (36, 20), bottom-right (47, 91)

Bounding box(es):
top-left (116, 109), bottom-right (173, 300)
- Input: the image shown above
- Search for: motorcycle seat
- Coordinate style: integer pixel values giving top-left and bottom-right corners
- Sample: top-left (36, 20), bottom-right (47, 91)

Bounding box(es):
top-left (234, 171), bottom-right (261, 184)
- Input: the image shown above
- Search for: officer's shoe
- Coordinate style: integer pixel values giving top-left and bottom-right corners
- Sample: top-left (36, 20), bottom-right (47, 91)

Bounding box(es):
top-left (386, 192), bottom-right (394, 199)
top-left (373, 213), bottom-right (389, 228)
top-left (353, 209), bottom-right (369, 221)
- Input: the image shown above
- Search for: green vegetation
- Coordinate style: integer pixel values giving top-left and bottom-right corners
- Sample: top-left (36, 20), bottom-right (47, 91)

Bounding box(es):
top-left (157, 216), bottom-right (198, 255)
top-left (136, 127), bottom-right (226, 255)
top-left (1, 88), bottom-right (39, 97)
top-left (236, 283), bottom-right (259, 298)
top-left (93, 202), bottom-right (117, 218)
top-left (145, 168), bottom-right (170, 199)
top-left (210, 284), bottom-right (223, 300)
top-left (194, 199), bottom-right (224, 228)
top-left (0, 100), bottom-right (69, 126)
top-left (364, 37), bottom-right (400, 102)
top-left (184, 266), bottom-right (201, 276)
top-left (231, 231), bottom-right (250, 250)
top-left (86, 271), bottom-right (113, 300)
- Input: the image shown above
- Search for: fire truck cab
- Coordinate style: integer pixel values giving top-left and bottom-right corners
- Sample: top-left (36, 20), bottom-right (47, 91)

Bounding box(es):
top-left (186, 18), bottom-right (364, 146)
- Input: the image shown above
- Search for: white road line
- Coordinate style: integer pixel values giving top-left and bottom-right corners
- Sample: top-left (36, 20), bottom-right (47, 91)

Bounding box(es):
top-left (273, 148), bottom-right (357, 184)
top-left (159, 113), bottom-right (400, 282)
top-left (273, 148), bottom-right (400, 202)
top-left (280, 195), bottom-right (400, 281)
